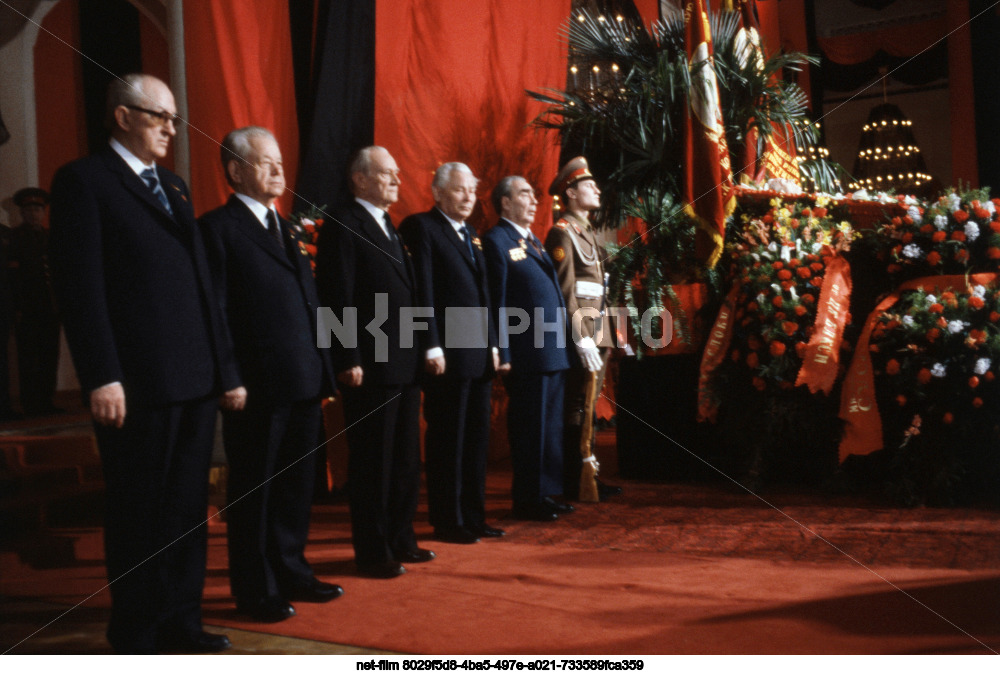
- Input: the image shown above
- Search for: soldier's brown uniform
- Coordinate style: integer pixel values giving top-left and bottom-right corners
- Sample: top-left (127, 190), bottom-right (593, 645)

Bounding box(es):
top-left (545, 212), bottom-right (610, 498)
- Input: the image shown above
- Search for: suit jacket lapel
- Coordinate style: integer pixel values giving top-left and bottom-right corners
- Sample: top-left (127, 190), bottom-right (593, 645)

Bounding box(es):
top-left (102, 148), bottom-right (189, 239)
top-left (231, 196), bottom-right (295, 270)
top-left (352, 203), bottom-right (411, 286)
top-left (432, 208), bottom-right (477, 273)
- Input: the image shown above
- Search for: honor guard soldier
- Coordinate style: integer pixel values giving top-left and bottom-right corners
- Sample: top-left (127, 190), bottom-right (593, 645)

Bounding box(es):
top-left (545, 157), bottom-right (623, 502)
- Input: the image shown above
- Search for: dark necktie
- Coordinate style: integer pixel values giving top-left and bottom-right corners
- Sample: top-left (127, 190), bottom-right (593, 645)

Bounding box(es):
top-left (266, 209), bottom-right (285, 252)
top-left (140, 167), bottom-right (173, 215)
top-left (383, 212), bottom-right (403, 259)
top-left (460, 224), bottom-right (476, 261)
top-left (527, 234), bottom-right (543, 256)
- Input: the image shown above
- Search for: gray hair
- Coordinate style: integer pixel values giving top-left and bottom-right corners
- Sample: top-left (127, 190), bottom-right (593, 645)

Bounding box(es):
top-left (220, 126), bottom-right (276, 185)
top-left (432, 162), bottom-right (477, 190)
top-left (349, 145), bottom-right (390, 177)
top-left (491, 175), bottom-right (525, 214)
top-left (105, 73), bottom-right (164, 130)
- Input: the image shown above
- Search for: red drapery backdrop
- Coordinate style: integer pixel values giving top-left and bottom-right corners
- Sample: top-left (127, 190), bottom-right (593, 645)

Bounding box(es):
top-left (632, 0), bottom-right (660, 26)
top-left (775, 0), bottom-right (810, 107)
top-left (183, 0), bottom-right (299, 217)
top-left (35, 0), bottom-right (87, 194)
top-left (373, 1), bottom-right (570, 237)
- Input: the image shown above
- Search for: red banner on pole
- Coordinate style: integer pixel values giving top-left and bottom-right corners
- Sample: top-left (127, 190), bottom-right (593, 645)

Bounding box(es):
top-left (683, 0), bottom-right (736, 268)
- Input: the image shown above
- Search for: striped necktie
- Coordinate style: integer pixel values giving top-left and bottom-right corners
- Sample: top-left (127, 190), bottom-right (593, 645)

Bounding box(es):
top-left (140, 167), bottom-right (173, 215)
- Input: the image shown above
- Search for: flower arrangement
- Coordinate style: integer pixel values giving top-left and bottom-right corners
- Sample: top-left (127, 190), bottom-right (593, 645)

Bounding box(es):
top-left (838, 187), bottom-right (1000, 506)
top-left (722, 196), bottom-right (854, 393)
top-left (288, 203), bottom-right (326, 273)
top-left (867, 284), bottom-right (1000, 505)
top-left (873, 189), bottom-right (1000, 280)
top-left (700, 196), bottom-right (856, 486)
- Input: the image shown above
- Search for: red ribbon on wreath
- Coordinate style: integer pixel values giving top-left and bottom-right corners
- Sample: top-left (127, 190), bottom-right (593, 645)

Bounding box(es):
top-left (795, 255), bottom-right (852, 394)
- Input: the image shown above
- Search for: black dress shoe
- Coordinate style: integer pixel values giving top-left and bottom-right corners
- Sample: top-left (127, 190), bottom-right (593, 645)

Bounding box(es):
top-left (597, 479), bottom-right (623, 500)
top-left (433, 527), bottom-right (480, 544)
top-left (511, 503), bottom-right (559, 521)
top-left (357, 560), bottom-right (406, 578)
top-left (236, 596), bottom-right (296, 623)
top-left (542, 497), bottom-right (575, 514)
top-left (158, 630), bottom-right (232, 653)
top-left (395, 547), bottom-right (436, 563)
top-left (281, 576), bottom-right (344, 603)
top-left (471, 524), bottom-right (506, 538)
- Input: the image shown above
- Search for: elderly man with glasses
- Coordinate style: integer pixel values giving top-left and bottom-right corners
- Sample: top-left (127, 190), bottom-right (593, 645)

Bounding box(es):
top-left (49, 73), bottom-right (241, 654)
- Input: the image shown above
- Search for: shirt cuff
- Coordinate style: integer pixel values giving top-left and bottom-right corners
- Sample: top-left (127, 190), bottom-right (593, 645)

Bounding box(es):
top-left (426, 347), bottom-right (444, 360)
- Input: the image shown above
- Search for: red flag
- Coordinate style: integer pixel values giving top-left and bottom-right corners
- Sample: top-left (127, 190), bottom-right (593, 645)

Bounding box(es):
top-left (683, 1), bottom-right (736, 268)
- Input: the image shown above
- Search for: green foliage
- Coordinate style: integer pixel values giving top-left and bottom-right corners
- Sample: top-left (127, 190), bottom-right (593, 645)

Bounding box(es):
top-left (529, 8), bottom-right (831, 334)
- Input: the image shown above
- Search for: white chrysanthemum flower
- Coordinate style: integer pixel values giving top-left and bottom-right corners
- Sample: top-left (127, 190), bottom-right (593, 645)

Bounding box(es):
top-left (907, 206), bottom-right (922, 223)
top-left (974, 358), bottom-right (992, 375)
top-left (972, 285), bottom-right (986, 298)
top-left (811, 241), bottom-right (823, 254)
top-left (925, 294), bottom-right (937, 304)
top-left (985, 201), bottom-right (996, 215)
top-left (947, 193), bottom-right (961, 211)
top-left (965, 221), bottom-right (980, 241)
top-left (947, 320), bottom-right (967, 334)
top-left (750, 253), bottom-right (760, 262)
top-left (902, 243), bottom-right (923, 259)
top-left (780, 245), bottom-right (792, 262)
top-left (788, 286), bottom-right (799, 301)
top-left (934, 214), bottom-right (948, 230)
top-left (902, 315), bottom-right (915, 327)
top-left (756, 293), bottom-right (767, 306)
top-left (768, 242), bottom-right (779, 254)
top-left (903, 195), bottom-right (919, 206)
top-left (852, 189), bottom-right (870, 200)
top-left (931, 363), bottom-right (947, 378)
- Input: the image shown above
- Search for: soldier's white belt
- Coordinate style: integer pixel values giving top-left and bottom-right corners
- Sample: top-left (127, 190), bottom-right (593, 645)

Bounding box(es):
top-left (575, 281), bottom-right (604, 300)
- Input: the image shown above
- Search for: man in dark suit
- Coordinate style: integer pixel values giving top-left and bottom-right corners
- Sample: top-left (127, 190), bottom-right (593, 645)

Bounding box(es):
top-left (48, 74), bottom-right (239, 653)
top-left (200, 126), bottom-right (342, 623)
top-left (482, 176), bottom-right (572, 521)
top-left (399, 163), bottom-right (503, 545)
top-left (314, 146), bottom-right (433, 578)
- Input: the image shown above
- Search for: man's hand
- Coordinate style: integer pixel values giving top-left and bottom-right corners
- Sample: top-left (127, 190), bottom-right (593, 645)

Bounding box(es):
top-left (337, 366), bottom-right (364, 388)
top-left (425, 355), bottom-right (445, 376)
top-left (220, 386), bottom-right (247, 411)
top-left (90, 382), bottom-right (126, 428)
top-left (497, 361), bottom-right (511, 374)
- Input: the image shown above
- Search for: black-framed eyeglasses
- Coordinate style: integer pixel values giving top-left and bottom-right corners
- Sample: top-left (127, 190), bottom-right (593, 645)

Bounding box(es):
top-left (125, 105), bottom-right (180, 127)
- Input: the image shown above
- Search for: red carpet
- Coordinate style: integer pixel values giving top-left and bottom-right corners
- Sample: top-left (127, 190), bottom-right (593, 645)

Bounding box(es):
top-left (3, 460), bottom-right (1000, 654)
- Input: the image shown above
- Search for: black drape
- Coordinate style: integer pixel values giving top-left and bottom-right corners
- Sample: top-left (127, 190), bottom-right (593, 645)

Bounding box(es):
top-left (79, 0), bottom-right (142, 155)
top-left (819, 43), bottom-right (948, 93)
top-left (291, 0), bottom-right (376, 214)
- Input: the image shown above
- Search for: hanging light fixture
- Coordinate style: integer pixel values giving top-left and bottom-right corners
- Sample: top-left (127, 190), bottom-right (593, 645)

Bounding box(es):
top-left (849, 102), bottom-right (933, 194)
